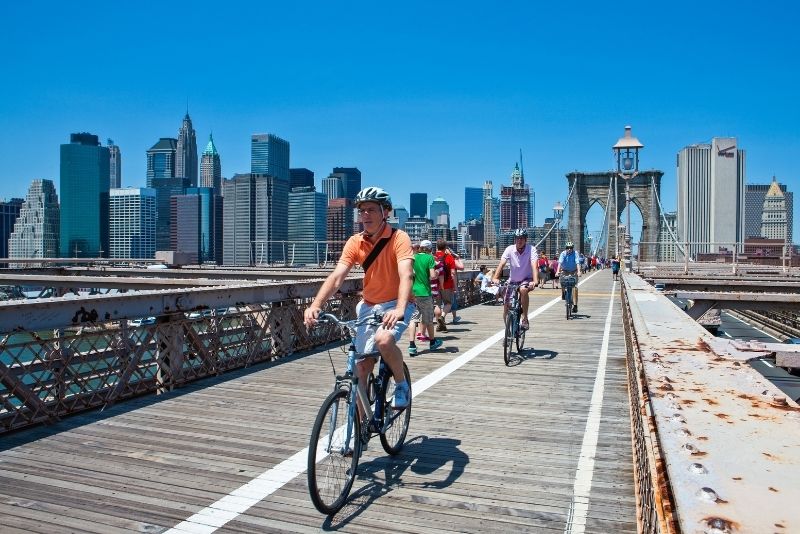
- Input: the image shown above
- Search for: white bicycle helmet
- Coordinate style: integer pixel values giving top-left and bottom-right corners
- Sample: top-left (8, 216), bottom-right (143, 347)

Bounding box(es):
top-left (354, 186), bottom-right (392, 210)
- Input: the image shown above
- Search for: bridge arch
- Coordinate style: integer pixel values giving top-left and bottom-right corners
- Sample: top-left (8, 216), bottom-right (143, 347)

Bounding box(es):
top-left (565, 170), bottom-right (663, 260)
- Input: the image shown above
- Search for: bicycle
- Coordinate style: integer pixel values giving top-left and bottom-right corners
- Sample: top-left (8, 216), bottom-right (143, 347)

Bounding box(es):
top-left (501, 281), bottom-right (528, 365)
top-left (561, 274), bottom-right (577, 320)
top-left (307, 312), bottom-right (412, 515)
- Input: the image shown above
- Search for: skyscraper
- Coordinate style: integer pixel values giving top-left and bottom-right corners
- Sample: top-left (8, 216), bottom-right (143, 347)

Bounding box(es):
top-left (392, 206), bottom-right (409, 229)
top-left (322, 173), bottom-right (344, 201)
top-left (288, 188), bottom-right (327, 264)
top-left (175, 113), bottom-right (198, 187)
top-left (60, 133), bottom-right (110, 257)
top-left (761, 177), bottom-right (788, 240)
top-left (290, 168), bottom-right (315, 191)
top-left (410, 193), bottom-right (427, 218)
top-left (429, 197), bottom-right (450, 227)
top-left (223, 173), bottom-right (288, 265)
top-left (327, 198), bottom-right (354, 257)
top-left (146, 138), bottom-right (177, 187)
top-left (0, 198), bottom-right (24, 259)
top-left (170, 194), bottom-right (201, 263)
top-left (500, 163), bottom-right (530, 231)
top-left (108, 139), bottom-right (121, 188)
top-left (251, 133), bottom-right (290, 180)
top-left (746, 181), bottom-right (793, 241)
top-left (200, 134), bottom-right (222, 190)
top-left (9, 180), bottom-right (59, 262)
top-left (677, 137), bottom-right (746, 257)
top-left (464, 187), bottom-right (483, 222)
top-left (483, 181), bottom-right (496, 248)
top-left (186, 187), bottom-right (223, 264)
top-left (152, 177), bottom-right (189, 251)
top-left (330, 167), bottom-right (361, 201)
top-left (109, 188), bottom-right (156, 259)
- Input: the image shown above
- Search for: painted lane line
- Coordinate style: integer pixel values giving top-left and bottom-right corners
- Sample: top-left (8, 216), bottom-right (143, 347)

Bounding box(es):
top-left (724, 312), bottom-right (781, 341)
top-left (565, 280), bottom-right (616, 534)
top-left (167, 271), bottom-right (604, 533)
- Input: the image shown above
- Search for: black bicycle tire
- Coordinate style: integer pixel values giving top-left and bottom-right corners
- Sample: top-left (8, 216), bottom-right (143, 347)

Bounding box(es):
top-left (308, 388), bottom-right (361, 515)
top-left (516, 315), bottom-right (526, 352)
top-left (566, 287), bottom-right (572, 320)
top-left (379, 363), bottom-right (412, 455)
top-left (504, 312), bottom-right (514, 365)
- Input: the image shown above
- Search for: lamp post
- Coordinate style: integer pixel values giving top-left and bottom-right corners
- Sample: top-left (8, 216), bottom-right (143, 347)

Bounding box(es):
top-left (553, 201), bottom-right (564, 253)
top-left (612, 126), bottom-right (643, 273)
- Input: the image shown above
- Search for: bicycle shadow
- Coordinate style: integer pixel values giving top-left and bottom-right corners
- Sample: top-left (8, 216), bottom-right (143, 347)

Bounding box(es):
top-left (321, 435), bottom-right (469, 530)
top-left (508, 348), bottom-right (558, 366)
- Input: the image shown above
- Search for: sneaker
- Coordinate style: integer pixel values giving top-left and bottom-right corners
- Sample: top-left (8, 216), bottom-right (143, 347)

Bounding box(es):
top-left (572, 305), bottom-right (578, 313)
top-left (408, 344), bottom-right (418, 356)
top-left (416, 333), bottom-right (430, 341)
top-left (520, 319), bottom-right (529, 330)
top-left (452, 316), bottom-right (461, 324)
top-left (429, 338), bottom-right (444, 351)
top-left (392, 381), bottom-right (411, 409)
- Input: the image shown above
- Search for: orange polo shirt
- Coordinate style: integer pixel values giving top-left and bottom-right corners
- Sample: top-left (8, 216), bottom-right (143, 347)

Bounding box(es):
top-left (339, 225), bottom-right (414, 304)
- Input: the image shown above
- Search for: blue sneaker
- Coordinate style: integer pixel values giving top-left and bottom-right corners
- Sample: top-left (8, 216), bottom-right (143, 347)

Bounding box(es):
top-left (392, 380), bottom-right (411, 409)
top-left (429, 338), bottom-right (444, 351)
top-left (408, 344), bottom-right (418, 356)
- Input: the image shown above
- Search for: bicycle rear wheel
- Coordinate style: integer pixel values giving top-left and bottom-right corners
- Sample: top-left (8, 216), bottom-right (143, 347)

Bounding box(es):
top-left (308, 388), bottom-right (361, 515)
top-left (503, 313), bottom-right (514, 365)
top-left (379, 363), bottom-right (412, 455)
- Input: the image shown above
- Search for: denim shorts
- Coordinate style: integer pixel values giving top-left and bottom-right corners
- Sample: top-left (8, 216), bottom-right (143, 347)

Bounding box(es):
top-left (355, 299), bottom-right (413, 357)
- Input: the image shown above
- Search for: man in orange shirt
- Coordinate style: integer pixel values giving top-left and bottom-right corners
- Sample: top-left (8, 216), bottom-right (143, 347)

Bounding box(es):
top-left (304, 187), bottom-right (415, 408)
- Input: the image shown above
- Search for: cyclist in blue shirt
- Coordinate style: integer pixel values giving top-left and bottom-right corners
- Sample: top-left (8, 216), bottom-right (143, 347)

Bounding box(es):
top-left (556, 241), bottom-right (581, 313)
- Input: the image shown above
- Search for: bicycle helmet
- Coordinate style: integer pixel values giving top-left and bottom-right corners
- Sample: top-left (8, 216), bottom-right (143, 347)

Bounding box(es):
top-left (514, 228), bottom-right (528, 238)
top-left (354, 186), bottom-right (392, 210)
top-left (566, 241), bottom-right (574, 248)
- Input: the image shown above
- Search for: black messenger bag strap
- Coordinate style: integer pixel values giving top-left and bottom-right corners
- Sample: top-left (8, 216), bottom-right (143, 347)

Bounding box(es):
top-left (362, 228), bottom-right (397, 273)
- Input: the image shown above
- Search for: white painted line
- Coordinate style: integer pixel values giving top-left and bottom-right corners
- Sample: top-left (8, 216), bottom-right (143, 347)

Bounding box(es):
top-left (724, 312), bottom-right (781, 341)
top-left (565, 280), bottom-right (616, 534)
top-left (723, 331), bottom-right (732, 338)
top-left (167, 272), bottom-right (604, 533)
top-left (762, 360), bottom-right (775, 368)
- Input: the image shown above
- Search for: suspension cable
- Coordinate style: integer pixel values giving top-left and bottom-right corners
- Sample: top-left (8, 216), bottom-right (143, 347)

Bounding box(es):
top-left (650, 174), bottom-right (691, 261)
top-left (534, 178), bottom-right (578, 249)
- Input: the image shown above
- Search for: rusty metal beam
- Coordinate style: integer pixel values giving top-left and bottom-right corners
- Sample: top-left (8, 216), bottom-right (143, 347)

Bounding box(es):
top-left (0, 278), bottom-right (363, 333)
top-left (0, 273), bottom-right (242, 289)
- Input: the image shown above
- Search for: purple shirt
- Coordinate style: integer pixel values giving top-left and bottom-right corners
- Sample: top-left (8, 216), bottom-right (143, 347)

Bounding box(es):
top-left (501, 244), bottom-right (539, 282)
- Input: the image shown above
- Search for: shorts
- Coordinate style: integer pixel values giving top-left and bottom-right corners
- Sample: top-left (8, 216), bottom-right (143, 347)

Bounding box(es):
top-left (440, 288), bottom-right (454, 307)
top-left (504, 279), bottom-right (532, 304)
top-left (411, 295), bottom-right (435, 325)
top-left (355, 299), bottom-right (413, 357)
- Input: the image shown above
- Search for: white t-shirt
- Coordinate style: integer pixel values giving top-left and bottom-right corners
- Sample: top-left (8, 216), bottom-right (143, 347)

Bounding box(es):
top-left (501, 244), bottom-right (539, 282)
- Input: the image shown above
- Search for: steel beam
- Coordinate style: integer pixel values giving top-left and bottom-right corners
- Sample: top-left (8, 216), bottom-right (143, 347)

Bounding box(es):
top-left (0, 274), bottom-right (242, 289)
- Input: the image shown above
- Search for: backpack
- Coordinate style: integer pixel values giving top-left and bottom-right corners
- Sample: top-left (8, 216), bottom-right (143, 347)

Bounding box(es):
top-left (438, 252), bottom-right (453, 283)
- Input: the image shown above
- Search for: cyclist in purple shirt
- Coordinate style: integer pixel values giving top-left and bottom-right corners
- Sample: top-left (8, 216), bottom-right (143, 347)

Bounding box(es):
top-left (491, 229), bottom-right (539, 329)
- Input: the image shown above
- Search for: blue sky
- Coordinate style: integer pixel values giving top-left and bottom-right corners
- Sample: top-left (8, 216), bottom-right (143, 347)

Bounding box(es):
top-left (2, 1), bottom-right (798, 241)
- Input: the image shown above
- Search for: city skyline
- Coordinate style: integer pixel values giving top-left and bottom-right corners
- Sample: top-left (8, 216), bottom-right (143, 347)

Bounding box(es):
top-left (1, 3), bottom-right (798, 238)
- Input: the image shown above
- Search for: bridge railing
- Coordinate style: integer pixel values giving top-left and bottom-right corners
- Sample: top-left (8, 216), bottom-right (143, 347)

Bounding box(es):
top-left (0, 271), bottom-right (484, 434)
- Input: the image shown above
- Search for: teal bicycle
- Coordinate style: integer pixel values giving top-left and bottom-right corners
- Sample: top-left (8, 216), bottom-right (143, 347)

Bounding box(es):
top-left (561, 275), bottom-right (577, 320)
top-left (307, 312), bottom-right (411, 515)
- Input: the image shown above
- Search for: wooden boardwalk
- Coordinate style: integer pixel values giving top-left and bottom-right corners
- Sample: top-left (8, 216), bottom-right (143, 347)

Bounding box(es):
top-left (0, 270), bottom-right (635, 533)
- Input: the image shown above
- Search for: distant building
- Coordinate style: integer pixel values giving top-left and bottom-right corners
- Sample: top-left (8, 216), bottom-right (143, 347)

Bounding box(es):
top-left (290, 168), bottom-right (315, 191)
top-left (108, 139), bottom-right (121, 188)
top-left (251, 134), bottom-right (289, 181)
top-left (109, 188), bottom-right (156, 259)
top-left (60, 133), bottom-right (110, 257)
top-left (152, 177), bottom-right (189, 251)
top-left (0, 198), bottom-right (25, 259)
top-left (146, 137), bottom-right (177, 187)
top-left (482, 181), bottom-right (496, 248)
top-left (200, 134), bottom-right (222, 190)
top-left (746, 180), bottom-right (793, 241)
top-left (175, 113), bottom-right (198, 187)
top-left (331, 167), bottom-right (361, 201)
top-left (464, 187), bottom-right (483, 222)
top-left (677, 137), bottom-right (745, 257)
top-left (658, 211), bottom-right (678, 262)
top-left (186, 187), bottom-right (223, 264)
top-left (8, 180), bottom-right (59, 262)
top-left (429, 197), bottom-right (450, 227)
top-left (761, 177), bottom-right (788, 240)
top-left (170, 194), bottom-right (201, 263)
top-left (327, 198), bottom-right (354, 258)
top-left (389, 206), bottom-right (409, 230)
top-left (322, 173), bottom-right (344, 201)
top-left (410, 193), bottom-right (427, 219)
top-left (288, 188), bottom-right (327, 264)
top-left (500, 163), bottom-right (530, 232)
top-left (405, 216), bottom-right (431, 245)
top-left (223, 173), bottom-right (288, 265)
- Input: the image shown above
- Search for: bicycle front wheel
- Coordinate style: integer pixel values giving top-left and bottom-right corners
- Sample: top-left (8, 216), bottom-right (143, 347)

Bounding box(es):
top-left (516, 317), bottom-right (526, 352)
top-left (503, 313), bottom-right (514, 365)
top-left (379, 363), bottom-right (412, 455)
top-left (307, 388), bottom-right (361, 515)
top-left (565, 289), bottom-right (572, 320)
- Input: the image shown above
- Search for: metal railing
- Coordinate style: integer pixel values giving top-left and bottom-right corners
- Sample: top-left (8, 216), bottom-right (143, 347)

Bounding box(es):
top-left (0, 271), bottom-right (484, 434)
top-left (635, 240), bottom-right (797, 276)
